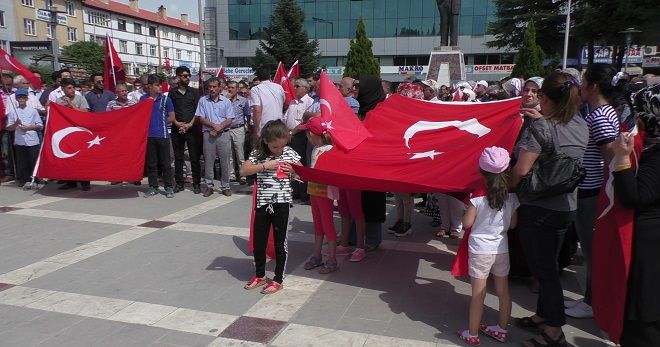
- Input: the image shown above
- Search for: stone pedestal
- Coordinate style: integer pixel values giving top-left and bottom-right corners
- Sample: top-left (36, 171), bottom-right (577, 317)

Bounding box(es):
top-left (427, 47), bottom-right (465, 86)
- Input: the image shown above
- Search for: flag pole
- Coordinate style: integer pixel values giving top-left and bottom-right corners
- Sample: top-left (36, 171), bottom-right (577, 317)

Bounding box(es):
top-left (107, 34), bottom-right (117, 89)
top-left (287, 60), bottom-right (299, 77)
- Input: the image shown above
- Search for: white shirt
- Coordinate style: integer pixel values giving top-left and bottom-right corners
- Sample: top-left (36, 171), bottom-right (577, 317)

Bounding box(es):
top-left (249, 81), bottom-right (285, 132)
top-left (48, 86), bottom-right (81, 103)
top-left (284, 94), bottom-right (314, 130)
top-left (128, 89), bottom-right (147, 103)
top-left (7, 106), bottom-right (42, 146)
top-left (468, 193), bottom-right (519, 254)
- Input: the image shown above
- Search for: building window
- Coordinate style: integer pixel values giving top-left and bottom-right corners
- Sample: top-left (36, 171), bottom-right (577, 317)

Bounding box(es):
top-left (187, 50), bottom-right (192, 59)
top-left (118, 40), bottom-right (127, 53)
top-left (187, 35), bottom-right (192, 43)
top-left (88, 11), bottom-right (109, 26)
top-left (176, 49), bottom-right (181, 60)
top-left (67, 27), bottom-right (77, 42)
top-left (21, 0), bottom-right (34, 7)
top-left (175, 31), bottom-right (180, 40)
top-left (149, 26), bottom-right (156, 36)
top-left (163, 48), bottom-right (169, 58)
top-left (161, 30), bottom-right (168, 39)
top-left (149, 45), bottom-right (156, 56)
top-left (118, 19), bottom-right (126, 31)
top-left (65, 1), bottom-right (75, 16)
top-left (0, 40), bottom-right (7, 51)
top-left (135, 43), bottom-right (143, 56)
top-left (134, 23), bottom-right (142, 34)
top-left (24, 19), bottom-right (36, 36)
top-left (0, 11), bottom-right (5, 27)
top-left (46, 0), bottom-right (53, 7)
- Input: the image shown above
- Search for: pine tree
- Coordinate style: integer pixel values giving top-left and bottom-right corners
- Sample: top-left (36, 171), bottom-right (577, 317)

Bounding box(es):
top-left (343, 18), bottom-right (380, 78)
top-left (511, 21), bottom-right (545, 79)
top-left (252, 0), bottom-right (320, 75)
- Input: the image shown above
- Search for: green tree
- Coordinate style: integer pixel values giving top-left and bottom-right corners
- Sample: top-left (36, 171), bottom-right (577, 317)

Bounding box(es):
top-left (511, 21), bottom-right (545, 79)
top-left (62, 41), bottom-right (104, 75)
top-left (545, 52), bottom-right (561, 75)
top-left (343, 17), bottom-right (380, 78)
top-left (252, 0), bottom-right (320, 75)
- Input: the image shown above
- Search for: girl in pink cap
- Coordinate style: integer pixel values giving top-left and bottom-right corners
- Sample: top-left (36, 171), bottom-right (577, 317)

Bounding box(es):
top-left (457, 146), bottom-right (520, 346)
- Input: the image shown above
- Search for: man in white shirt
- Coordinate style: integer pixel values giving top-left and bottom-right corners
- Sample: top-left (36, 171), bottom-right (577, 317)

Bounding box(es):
top-left (248, 67), bottom-right (285, 140)
top-left (128, 74), bottom-right (149, 103)
top-left (284, 78), bottom-right (314, 202)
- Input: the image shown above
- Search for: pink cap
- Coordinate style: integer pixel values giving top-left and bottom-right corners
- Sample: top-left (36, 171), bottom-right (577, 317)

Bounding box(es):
top-left (479, 146), bottom-right (510, 173)
top-left (295, 116), bottom-right (326, 136)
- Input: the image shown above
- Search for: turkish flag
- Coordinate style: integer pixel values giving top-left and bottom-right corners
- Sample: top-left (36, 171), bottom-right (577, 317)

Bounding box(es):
top-left (317, 71), bottom-right (373, 152)
top-left (294, 96), bottom-right (522, 192)
top-left (35, 100), bottom-right (154, 181)
top-left (0, 47), bottom-right (42, 90)
top-left (287, 60), bottom-right (300, 78)
top-left (591, 130), bottom-right (644, 344)
top-left (104, 35), bottom-right (126, 93)
top-left (216, 66), bottom-right (226, 78)
top-left (274, 62), bottom-right (295, 106)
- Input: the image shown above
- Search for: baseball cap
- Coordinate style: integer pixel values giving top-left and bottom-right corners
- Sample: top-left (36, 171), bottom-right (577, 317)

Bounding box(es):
top-left (296, 116), bottom-right (326, 136)
top-left (479, 146), bottom-right (510, 173)
top-left (15, 89), bottom-right (29, 97)
top-left (476, 80), bottom-right (488, 88)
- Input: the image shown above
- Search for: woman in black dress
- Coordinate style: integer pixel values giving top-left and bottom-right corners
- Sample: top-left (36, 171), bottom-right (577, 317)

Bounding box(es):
top-left (615, 83), bottom-right (660, 346)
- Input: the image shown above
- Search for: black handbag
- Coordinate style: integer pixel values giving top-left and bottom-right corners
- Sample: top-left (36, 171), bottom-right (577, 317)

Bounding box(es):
top-left (516, 123), bottom-right (586, 201)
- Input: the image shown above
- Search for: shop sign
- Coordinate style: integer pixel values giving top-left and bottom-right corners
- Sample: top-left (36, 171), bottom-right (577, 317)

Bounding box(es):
top-left (398, 65), bottom-right (424, 75)
top-left (465, 64), bottom-right (515, 74)
top-left (35, 9), bottom-right (68, 26)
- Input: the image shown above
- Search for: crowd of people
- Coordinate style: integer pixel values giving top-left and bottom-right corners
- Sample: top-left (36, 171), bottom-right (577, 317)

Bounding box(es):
top-left (1, 63), bottom-right (659, 346)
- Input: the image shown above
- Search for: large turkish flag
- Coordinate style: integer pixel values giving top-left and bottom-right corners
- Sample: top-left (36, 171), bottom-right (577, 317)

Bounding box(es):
top-left (35, 100), bottom-right (153, 181)
top-left (294, 95), bottom-right (522, 192)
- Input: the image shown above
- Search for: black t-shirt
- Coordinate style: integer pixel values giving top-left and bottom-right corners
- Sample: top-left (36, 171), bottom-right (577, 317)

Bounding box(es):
top-left (168, 87), bottom-right (200, 123)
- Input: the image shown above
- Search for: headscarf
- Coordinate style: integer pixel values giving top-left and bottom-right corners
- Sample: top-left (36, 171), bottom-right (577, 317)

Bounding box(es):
top-left (396, 82), bottom-right (424, 100)
top-left (633, 83), bottom-right (660, 144)
top-left (356, 75), bottom-right (386, 119)
top-left (503, 78), bottom-right (522, 97)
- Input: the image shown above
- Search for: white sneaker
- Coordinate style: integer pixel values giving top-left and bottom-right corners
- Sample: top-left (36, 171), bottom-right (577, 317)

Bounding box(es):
top-left (564, 298), bottom-right (582, 308)
top-left (565, 301), bottom-right (593, 318)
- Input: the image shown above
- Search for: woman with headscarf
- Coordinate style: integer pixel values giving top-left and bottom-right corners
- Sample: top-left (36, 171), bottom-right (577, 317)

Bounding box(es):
top-left (351, 75), bottom-right (388, 251)
top-left (616, 83), bottom-right (660, 347)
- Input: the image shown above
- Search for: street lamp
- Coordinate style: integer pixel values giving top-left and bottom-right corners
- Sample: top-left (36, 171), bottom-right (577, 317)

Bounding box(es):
top-left (40, 6), bottom-right (67, 70)
top-left (618, 27), bottom-right (642, 73)
top-left (312, 17), bottom-right (333, 38)
top-left (561, 0), bottom-right (572, 70)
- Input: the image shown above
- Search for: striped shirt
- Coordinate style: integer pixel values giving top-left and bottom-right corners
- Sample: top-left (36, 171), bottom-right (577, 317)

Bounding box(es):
top-left (105, 98), bottom-right (137, 111)
top-left (579, 104), bottom-right (620, 190)
top-left (249, 146), bottom-right (301, 208)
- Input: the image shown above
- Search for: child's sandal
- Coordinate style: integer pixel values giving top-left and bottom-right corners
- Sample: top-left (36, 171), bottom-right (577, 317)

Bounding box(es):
top-left (456, 329), bottom-right (481, 346)
top-left (435, 228), bottom-right (449, 238)
top-left (260, 280), bottom-right (283, 294)
top-left (244, 276), bottom-right (267, 290)
top-left (479, 324), bottom-right (507, 343)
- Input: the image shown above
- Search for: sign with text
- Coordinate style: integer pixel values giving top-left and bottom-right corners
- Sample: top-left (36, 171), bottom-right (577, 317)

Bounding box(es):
top-left (581, 46), bottom-right (643, 64)
top-left (398, 65), bottom-right (425, 75)
top-left (465, 64), bottom-right (515, 74)
top-left (10, 41), bottom-right (54, 69)
top-left (35, 9), bottom-right (68, 26)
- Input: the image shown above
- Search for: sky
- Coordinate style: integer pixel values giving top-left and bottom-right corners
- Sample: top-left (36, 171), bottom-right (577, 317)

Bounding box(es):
top-left (116, 0), bottom-right (200, 24)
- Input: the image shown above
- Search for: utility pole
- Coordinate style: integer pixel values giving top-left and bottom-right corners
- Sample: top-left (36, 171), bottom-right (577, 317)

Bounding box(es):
top-left (40, 6), bottom-right (67, 70)
top-left (198, 0), bottom-right (205, 73)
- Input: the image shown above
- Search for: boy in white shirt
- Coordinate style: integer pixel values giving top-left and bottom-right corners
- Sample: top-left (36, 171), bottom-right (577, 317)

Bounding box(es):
top-left (6, 89), bottom-right (43, 188)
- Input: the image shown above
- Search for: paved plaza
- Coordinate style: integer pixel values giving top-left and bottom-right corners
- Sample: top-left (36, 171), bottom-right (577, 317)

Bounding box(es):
top-left (0, 181), bottom-right (611, 346)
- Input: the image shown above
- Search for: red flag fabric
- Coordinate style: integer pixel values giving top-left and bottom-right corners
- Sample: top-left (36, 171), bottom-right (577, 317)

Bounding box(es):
top-left (274, 62), bottom-right (295, 106)
top-left (294, 96), bottom-right (522, 192)
top-left (287, 60), bottom-right (300, 78)
top-left (592, 131), bottom-right (644, 344)
top-left (104, 35), bottom-right (126, 93)
top-left (35, 100), bottom-right (153, 181)
top-left (450, 188), bottom-right (487, 277)
top-left (248, 183), bottom-right (276, 259)
top-left (216, 66), bottom-right (226, 78)
top-left (161, 81), bottom-right (170, 93)
top-left (317, 71), bottom-right (373, 152)
top-left (0, 47), bottom-right (42, 90)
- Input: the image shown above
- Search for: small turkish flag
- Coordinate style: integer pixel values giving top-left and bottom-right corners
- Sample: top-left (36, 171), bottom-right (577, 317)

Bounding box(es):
top-left (104, 34), bottom-right (125, 93)
top-left (0, 47), bottom-right (42, 89)
top-left (317, 71), bottom-right (372, 151)
top-left (35, 100), bottom-right (154, 181)
top-left (274, 62), bottom-right (295, 106)
top-left (216, 66), bottom-right (226, 78)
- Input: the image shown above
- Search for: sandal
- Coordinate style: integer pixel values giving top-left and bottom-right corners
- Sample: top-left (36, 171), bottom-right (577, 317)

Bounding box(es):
top-left (244, 276), bottom-right (267, 290)
top-left (435, 228), bottom-right (449, 238)
top-left (303, 256), bottom-right (323, 270)
top-left (318, 261), bottom-right (338, 274)
top-left (449, 230), bottom-right (461, 239)
top-left (514, 316), bottom-right (547, 333)
top-left (260, 280), bottom-right (283, 294)
top-left (523, 332), bottom-right (567, 347)
top-left (456, 329), bottom-right (481, 346)
top-left (479, 323), bottom-right (507, 343)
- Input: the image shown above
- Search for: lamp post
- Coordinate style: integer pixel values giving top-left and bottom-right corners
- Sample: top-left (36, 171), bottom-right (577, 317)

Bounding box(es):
top-left (40, 6), bottom-right (67, 70)
top-left (312, 17), bottom-right (333, 38)
top-left (198, 0), bottom-right (205, 73)
top-left (561, 0), bottom-right (572, 70)
top-left (618, 27), bottom-right (641, 73)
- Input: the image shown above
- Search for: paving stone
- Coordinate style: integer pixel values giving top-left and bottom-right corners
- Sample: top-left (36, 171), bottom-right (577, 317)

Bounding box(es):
top-left (219, 316), bottom-right (286, 344)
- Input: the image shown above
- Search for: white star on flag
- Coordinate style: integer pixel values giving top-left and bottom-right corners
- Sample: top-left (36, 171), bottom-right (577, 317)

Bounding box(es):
top-left (87, 136), bottom-right (106, 148)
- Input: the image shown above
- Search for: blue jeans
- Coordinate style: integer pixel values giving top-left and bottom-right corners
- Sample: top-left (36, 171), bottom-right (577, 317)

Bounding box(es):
top-left (517, 205), bottom-right (575, 327)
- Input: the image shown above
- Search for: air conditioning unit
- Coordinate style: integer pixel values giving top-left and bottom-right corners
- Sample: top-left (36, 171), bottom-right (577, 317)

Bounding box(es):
top-left (644, 46), bottom-right (657, 56)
